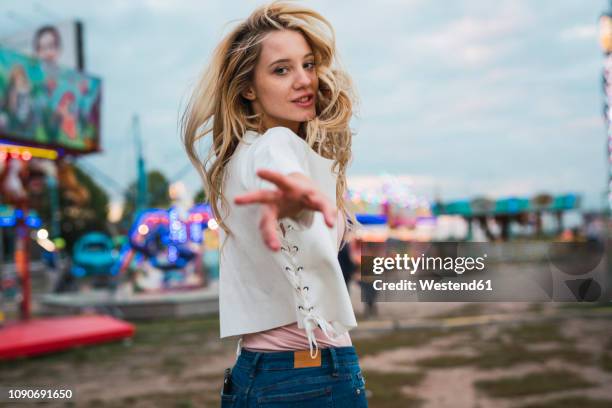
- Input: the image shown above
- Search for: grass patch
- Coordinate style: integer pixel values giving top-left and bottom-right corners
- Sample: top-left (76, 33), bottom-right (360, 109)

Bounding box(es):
top-left (353, 328), bottom-right (455, 356)
top-left (0, 317), bottom-right (220, 384)
top-left (363, 371), bottom-right (424, 408)
top-left (527, 303), bottom-right (544, 313)
top-left (0, 339), bottom-right (132, 378)
top-left (414, 345), bottom-right (591, 370)
top-left (519, 396), bottom-right (612, 408)
top-left (414, 354), bottom-right (475, 368)
top-left (606, 337), bottom-right (612, 351)
top-left (432, 303), bottom-right (485, 319)
top-left (499, 321), bottom-right (569, 344)
top-left (559, 303), bottom-right (612, 313)
top-left (160, 355), bottom-right (187, 376)
top-left (600, 352), bottom-right (612, 372)
top-left (475, 369), bottom-right (595, 398)
top-left (133, 316), bottom-right (219, 347)
top-left (475, 345), bottom-right (590, 369)
top-left (364, 370), bottom-right (425, 387)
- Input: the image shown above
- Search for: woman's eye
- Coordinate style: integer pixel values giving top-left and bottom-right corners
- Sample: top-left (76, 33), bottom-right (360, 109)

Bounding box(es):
top-left (274, 67), bottom-right (289, 75)
top-left (304, 62), bottom-right (316, 70)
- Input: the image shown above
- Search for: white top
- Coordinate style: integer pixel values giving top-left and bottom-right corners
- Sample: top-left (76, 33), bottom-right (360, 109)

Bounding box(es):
top-left (218, 126), bottom-right (357, 357)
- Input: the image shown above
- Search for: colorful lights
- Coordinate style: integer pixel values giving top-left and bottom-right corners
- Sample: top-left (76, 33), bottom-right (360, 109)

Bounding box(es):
top-left (207, 219), bottom-right (219, 231)
top-left (347, 175), bottom-right (433, 223)
top-left (36, 228), bottom-right (49, 240)
top-left (0, 205), bottom-right (42, 229)
top-left (168, 207), bottom-right (187, 244)
top-left (0, 144), bottom-right (59, 160)
top-left (190, 222), bottom-right (203, 243)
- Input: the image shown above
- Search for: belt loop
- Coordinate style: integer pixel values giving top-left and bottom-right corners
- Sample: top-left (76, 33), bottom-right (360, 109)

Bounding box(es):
top-left (236, 337), bottom-right (243, 359)
top-left (329, 348), bottom-right (339, 377)
top-left (249, 352), bottom-right (262, 379)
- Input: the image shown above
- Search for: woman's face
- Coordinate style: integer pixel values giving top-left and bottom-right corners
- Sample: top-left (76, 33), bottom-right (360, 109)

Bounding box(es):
top-left (36, 31), bottom-right (61, 64)
top-left (246, 29), bottom-right (318, 134)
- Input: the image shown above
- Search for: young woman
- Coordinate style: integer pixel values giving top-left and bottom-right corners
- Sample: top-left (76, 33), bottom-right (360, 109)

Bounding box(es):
top-left (182, 2), bottom-right (367, 406)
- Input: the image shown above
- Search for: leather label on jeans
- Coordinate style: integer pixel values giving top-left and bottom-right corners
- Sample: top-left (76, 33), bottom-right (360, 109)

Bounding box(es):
top-left (293, 350), bottom-right (321, 368)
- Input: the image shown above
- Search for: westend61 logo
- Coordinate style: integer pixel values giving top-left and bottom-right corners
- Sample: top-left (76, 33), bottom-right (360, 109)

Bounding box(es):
top-left (369, 253), bottom-right (491, 293)
top-left (372, 253), bottom-right (487, 275)
top-left (360, 241), bottom-right (610, 302)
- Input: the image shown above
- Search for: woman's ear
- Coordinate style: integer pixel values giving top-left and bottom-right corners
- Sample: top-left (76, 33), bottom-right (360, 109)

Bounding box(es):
top-left (242, 87), bottom-right (256, 101)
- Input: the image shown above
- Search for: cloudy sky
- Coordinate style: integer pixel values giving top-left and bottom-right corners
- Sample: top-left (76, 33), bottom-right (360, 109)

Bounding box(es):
top-left (0, 0), bottom-right (608, 210)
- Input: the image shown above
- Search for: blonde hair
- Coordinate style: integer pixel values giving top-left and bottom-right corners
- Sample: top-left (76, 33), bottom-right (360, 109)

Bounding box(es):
top-left (181, 1), bottom-right (357, 241)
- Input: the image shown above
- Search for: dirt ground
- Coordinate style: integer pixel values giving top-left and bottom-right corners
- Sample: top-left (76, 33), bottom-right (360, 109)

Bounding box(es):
top-left (356, 312), bottom-right (612, 407)
top-left (1, 262), bottom-right (611, 407)
top-left (2, 299), bottom-right (612, 408)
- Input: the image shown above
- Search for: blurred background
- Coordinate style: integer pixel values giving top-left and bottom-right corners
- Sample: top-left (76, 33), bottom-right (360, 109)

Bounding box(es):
top-left (0, 1), bottom-right (611, 407)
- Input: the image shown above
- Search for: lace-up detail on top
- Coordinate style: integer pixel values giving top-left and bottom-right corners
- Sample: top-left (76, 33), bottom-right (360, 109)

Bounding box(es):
top-left (278, 221), bottom-right (343, 359)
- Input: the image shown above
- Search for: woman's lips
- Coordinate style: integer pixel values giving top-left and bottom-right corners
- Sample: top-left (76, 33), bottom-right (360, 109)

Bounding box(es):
top-left (292, 94), bottom-right (314, 108)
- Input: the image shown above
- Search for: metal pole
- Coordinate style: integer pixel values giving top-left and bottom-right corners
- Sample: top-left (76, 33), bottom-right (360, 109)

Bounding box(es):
top-left (600, 4), bottom-right (612, 304)
top-left (606, 74), bottom-right (611, 214)
top-left (0, 228), bottom-right (4, 264)
top-left (15, 208), bottom-right (30, 320)
top-left (133, 115), bottom-right (147, 216)
top-left (47, 173), bottom-right (60, 239)
top-left (603, 15), bottom-right (612, 215)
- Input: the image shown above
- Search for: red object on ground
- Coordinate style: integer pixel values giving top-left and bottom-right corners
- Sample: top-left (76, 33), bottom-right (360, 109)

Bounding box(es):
top-left (0, 315), bottom-right (135, 359)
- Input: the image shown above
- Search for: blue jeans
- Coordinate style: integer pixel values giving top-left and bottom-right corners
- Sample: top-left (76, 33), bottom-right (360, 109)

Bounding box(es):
top-left (221, 346), bottom-right (368, 407)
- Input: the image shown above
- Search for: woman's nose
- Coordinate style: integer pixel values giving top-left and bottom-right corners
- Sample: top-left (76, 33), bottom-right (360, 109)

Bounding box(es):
top-left (293, 67), bottom-right (313, 88)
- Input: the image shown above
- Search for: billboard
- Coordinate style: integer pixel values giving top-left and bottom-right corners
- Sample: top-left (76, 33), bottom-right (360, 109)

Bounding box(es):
top-left (0, 21), bottom-right (84, 70)
top-left (0, 47), bottom-right (101, 154)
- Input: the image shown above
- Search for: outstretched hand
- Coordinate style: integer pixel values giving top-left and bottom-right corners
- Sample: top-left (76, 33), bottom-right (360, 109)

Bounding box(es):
top-left (234, 169), bottom-right (336, 251)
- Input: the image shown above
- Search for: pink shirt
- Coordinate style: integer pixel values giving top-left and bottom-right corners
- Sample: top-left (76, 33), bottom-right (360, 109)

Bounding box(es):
top-left (242, 322), bottom-right (352, 352)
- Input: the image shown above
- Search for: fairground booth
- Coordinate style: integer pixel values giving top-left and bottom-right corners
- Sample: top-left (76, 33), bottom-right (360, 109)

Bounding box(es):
top-left (0, 21), bottom-right (133, 359)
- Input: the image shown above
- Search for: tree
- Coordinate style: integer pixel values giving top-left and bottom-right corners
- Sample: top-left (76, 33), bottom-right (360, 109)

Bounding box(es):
top-left (121, 170), bottom-right (171, 225)
top-left (56, 162), bottom-right (110, 252)
top-left (193, 188), bottom-right (207, 204)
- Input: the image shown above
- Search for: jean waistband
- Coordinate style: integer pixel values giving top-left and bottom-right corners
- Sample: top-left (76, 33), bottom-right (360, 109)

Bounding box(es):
top-left (235, 346), bottom-right (359, 371)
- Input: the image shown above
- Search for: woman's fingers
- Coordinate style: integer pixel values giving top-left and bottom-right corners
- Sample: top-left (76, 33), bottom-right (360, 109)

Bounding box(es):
top-left (302, 191), bottom-right (336, 227)
top-left (255, 169), bottom-right (293, 191)
top-left (235, 190), bottom-right (282, 250)
top-left (321, 204), bottom-right (337, 228)
top-left (259, 205), bottom-right (280, 251)
top-left (234, 190), bottom-right (282, 205)
top-left (236, 170), bottom-right (336, 234)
